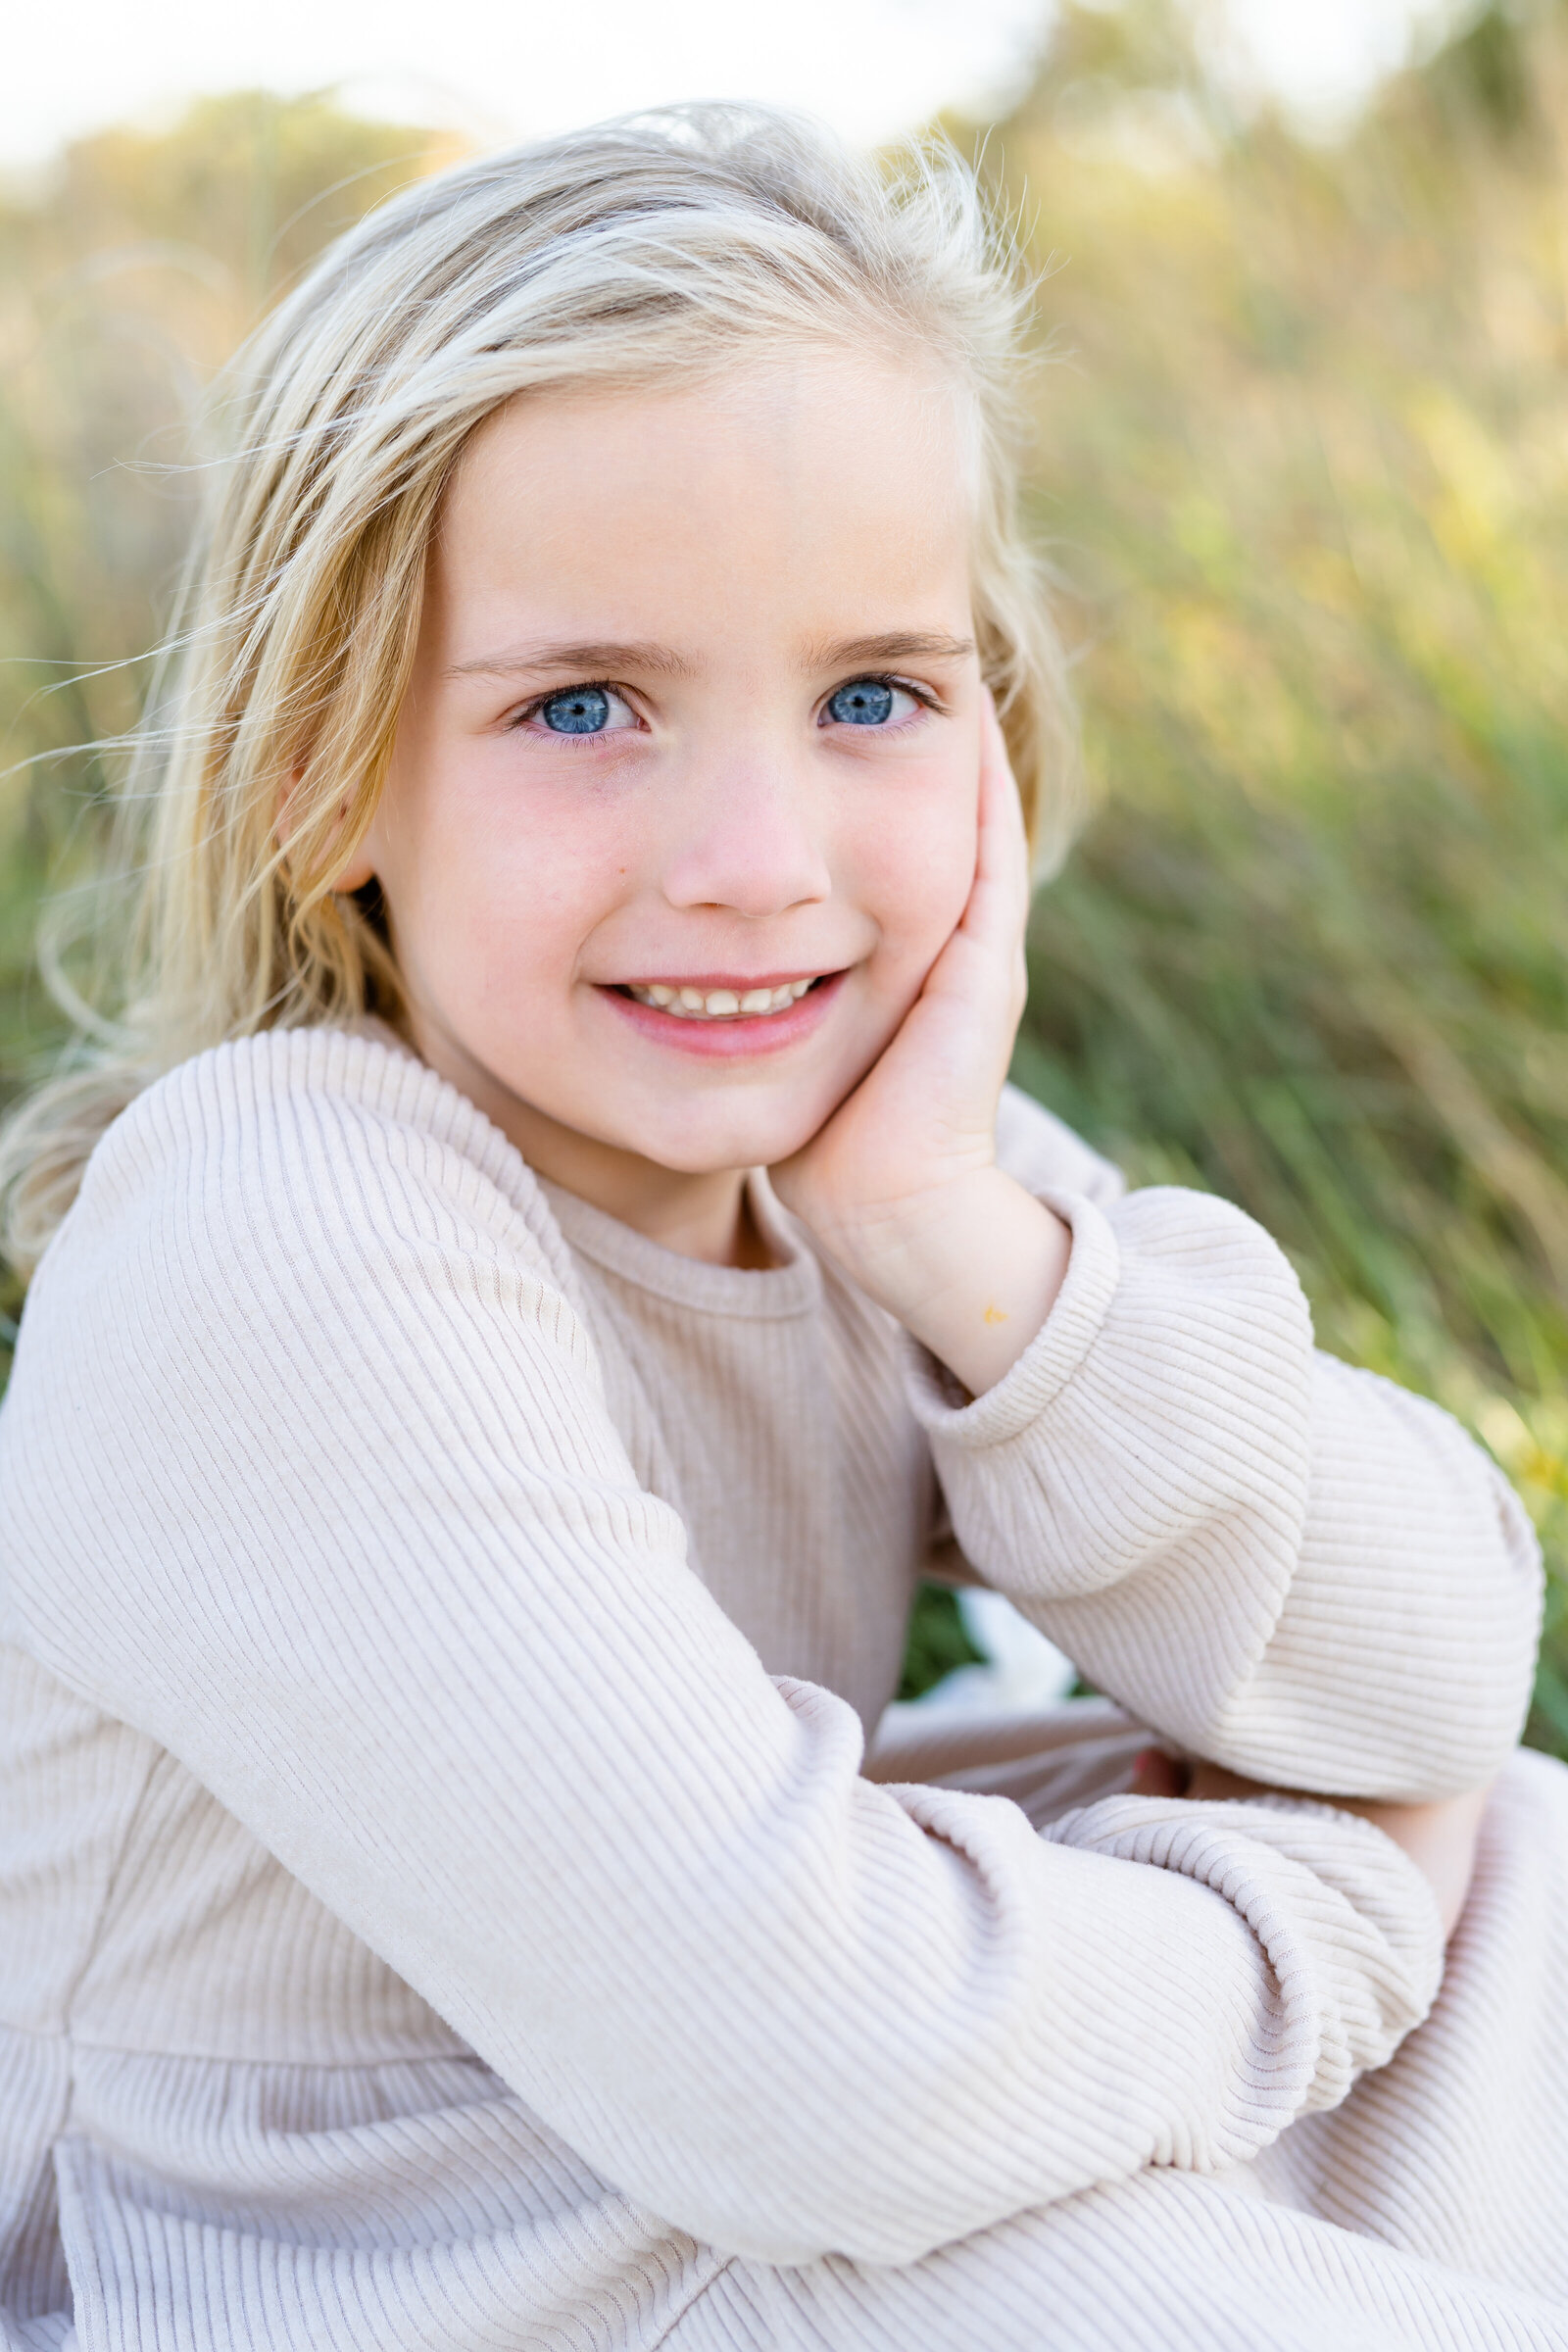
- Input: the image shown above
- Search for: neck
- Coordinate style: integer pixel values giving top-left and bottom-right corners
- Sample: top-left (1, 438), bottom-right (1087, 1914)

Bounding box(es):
top-left (406, 1018), bottom-right (768, 1268)
top-left (534, 1126), bottom-right (766, 1268)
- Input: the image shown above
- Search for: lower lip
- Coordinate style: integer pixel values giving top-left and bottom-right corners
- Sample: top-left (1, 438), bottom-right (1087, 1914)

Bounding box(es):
top-left (598, 971), bottom-right (847, 1057)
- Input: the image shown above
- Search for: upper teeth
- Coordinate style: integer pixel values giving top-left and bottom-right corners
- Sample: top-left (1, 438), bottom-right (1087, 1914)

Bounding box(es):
top-left (626, 978), bottom-right (817, 1018)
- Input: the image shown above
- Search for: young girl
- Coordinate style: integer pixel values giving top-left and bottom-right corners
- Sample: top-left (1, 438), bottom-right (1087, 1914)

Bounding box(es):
top-left (0, 108), bottom-right (1564, 2352)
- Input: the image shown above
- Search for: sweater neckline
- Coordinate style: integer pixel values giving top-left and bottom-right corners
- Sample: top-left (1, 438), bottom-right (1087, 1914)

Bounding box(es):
top-left (537, 1171), bottom-right (823, 1320)
top-left (344, 1017), bottom-right (823, 1321)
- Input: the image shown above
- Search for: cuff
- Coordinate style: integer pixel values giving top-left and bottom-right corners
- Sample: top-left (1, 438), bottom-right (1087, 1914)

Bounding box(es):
top-left (1044, 1790), bottom-right (1445, 2112)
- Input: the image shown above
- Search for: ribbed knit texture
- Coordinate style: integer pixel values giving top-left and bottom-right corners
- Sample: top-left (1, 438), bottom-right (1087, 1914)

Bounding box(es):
top-left (0, 1028), bottom-right (1561, 2351)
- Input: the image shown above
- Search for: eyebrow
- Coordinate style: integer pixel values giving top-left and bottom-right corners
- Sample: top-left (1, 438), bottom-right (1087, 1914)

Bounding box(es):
top-left (442, 640), bottom-right (698, 682)
top-left (800, 631), bottom-right (977, 671)
top-left (443, 629), bottom-right (978, 684)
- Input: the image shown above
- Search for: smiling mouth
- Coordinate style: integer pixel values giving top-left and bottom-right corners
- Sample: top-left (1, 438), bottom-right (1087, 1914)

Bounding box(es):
top-left (617, 976), bottom-right (823, 1021)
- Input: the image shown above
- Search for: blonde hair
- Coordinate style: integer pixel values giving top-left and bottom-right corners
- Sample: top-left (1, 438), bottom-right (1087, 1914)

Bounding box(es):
top-left (1, 103), bottom-right (1079, 1278)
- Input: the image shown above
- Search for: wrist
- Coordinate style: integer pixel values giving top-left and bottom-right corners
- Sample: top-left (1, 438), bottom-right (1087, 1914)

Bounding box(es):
top-left (826, 1167), bottom-right (1072, 1396)
top-left (1183, 1762), bottom-right (1488, 1940)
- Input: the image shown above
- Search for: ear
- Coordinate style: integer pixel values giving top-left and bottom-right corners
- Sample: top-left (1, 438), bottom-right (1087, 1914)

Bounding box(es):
top-left (330, 845), bottom-right (377, 894)
top-left (277, 766), bottom-right (378, 895)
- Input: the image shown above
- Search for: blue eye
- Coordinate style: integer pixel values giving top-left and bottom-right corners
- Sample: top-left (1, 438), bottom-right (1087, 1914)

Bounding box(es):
top-left (540, 686), bottom-right (612, 734)
top-left (825, 679), bottom-right (896, 726)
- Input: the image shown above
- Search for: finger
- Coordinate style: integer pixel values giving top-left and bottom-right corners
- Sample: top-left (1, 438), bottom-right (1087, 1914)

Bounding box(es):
top-left (961, 692), bottom-right (1032, 953)
top-left (1129, 1748), bottom-right (1190, 1798)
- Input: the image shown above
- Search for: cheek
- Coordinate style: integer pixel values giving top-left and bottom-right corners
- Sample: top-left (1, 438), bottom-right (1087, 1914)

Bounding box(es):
top-left (850, 781), bottom-right (977, 970)
top-left (390, 758), bottom-right (641, 1008)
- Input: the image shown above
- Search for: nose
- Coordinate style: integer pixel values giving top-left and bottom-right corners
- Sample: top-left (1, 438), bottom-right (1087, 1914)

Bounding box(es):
top-left (660, 757), bottom-right (832, 920)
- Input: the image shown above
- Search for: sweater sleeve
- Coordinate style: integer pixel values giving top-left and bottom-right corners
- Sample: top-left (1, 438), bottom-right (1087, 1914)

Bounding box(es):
top-left (0, 1036), bottom-right (1444, 2266)
top-left (912, 1127), bottom-right (1543, 1800)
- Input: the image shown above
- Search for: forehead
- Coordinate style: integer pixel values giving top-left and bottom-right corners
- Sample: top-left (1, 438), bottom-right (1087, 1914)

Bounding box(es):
top-left (430, 353), bottom-right (976, 651)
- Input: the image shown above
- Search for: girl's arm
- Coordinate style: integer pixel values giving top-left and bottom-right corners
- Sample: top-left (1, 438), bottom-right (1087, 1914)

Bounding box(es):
top-left (0, 1032), bottom-right (1442, 2269)
top-left (1168, 1759), bottom-right (1491, 1940)
top-left (904, 1180), bottom-right (1541, 1802)
top-left (775, 706), bottom-right (1542, 1804)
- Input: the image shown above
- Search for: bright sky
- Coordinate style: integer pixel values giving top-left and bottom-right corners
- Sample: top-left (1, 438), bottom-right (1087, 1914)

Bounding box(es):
top-left (3, 0), bottom-right (1463, 171)
top-left (1218, 0), bottom-right (1460, 129)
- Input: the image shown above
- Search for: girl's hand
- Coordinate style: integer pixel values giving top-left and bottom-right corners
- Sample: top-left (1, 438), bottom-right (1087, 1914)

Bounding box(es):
top-left (770, 697), bottom-right (1071, 1396)
top-left (1131, 1750), bottom-right (1489, 1941)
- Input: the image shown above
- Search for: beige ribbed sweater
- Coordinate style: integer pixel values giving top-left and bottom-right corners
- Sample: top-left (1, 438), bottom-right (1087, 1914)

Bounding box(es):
top-left (0, 1028), bottom-right (1564, 2352)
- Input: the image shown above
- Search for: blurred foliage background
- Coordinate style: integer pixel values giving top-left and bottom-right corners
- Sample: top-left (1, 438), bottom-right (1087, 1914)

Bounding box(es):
top-left (1, 3), bottom-right (1565, 1752)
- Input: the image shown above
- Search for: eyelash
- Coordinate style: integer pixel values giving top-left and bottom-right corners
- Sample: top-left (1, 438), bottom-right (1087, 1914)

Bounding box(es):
top-left (820, 673), bottom-right (942, 727)
top-left (507, 673), bottom-right (944, 738)
top-left (508, 682), bottom-right (635, 742)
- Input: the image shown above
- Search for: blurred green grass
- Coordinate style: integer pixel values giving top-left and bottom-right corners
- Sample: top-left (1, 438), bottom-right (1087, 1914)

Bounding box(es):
top-left (2, 13), bottom-right (1565, 1751)
top-left (985, 3), bottom-right (1568, 1748)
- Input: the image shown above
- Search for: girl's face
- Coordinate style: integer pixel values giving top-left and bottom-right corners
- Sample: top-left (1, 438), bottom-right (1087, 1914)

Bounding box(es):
top-left (359, 352), bottom-right (984, 1197)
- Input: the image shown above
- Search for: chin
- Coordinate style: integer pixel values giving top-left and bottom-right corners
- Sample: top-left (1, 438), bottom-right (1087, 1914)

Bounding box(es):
top-left (622, 1104), bottom-right (830, 1177)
